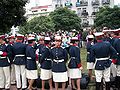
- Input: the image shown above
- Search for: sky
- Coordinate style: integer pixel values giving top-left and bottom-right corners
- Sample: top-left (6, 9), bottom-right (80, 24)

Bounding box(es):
top-left (26, 0), bottom-right (52, 9)
top-left (114, 0), bottom-right (120, 5)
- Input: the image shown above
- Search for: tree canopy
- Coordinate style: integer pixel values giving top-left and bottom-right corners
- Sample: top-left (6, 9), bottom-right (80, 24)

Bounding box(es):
top-left (94, 6), bottom-right (120, 30)
top-left (0, 0), bottom-right (27, 34)
top-left (49, 7), bottom-right (81, 31)
top-left (19, 16), bottom-right (55, 34)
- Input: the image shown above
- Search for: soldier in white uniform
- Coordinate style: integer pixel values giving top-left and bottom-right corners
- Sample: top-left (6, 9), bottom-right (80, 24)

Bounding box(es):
top-left (13, 35), bottom-right (27, 90)
top-left (89, 32), bottom-right (117, 90)
top-left (0, 35), bottom-right (11, 90)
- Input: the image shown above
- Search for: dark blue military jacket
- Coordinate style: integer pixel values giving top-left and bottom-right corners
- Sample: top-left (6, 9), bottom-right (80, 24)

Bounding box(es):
top-left (102, 37), bottom-right (111, 42)
top-left (26, 45), bottom-right (37, 70)
top-left (109, 37), bottom-right (117, 46)
top-left (113, 38), bottom-right (120, 65)
top-left (13, 42), bottom-right (27, 65)
top-left (90, 41), bottom-right (117, 70)
top-left (51, 47), bottom-right (68, 72)
top-left (86, 41), bottom-right (94, 62)
top-left (68, 45), bottom-right (81, 69)
top-left (40, 45), bottom-right (52, 70)
top-left (37, 44), bottom-right (44, 63)
top-left (0, 44), bottom-right (10, 67)
top-left (7, 44), bottom-right (14, 64)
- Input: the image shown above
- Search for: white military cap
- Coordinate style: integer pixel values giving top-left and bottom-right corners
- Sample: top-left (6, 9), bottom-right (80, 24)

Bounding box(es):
top-left (44, 37), bottom-right (51, 41)
top-left (87, 35), bottom-right (94, 38)
top-left (94, 32), bottom-right (104, 37)
top-left (71, 37), bottom-right (79, 40)
top-left (55, 36), bottom-right (62, 40)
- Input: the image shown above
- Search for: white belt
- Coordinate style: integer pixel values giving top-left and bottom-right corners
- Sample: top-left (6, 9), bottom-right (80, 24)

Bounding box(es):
top-left (53, 59), bottom-right (64, 63)
top-left (93, 57), bottom-right (110, 69)
top-left (46, 59), bottom-right (51, 61)
top-left (87, 52), bottom-right (90, 54)
top-left (0, 57), bottom-right (6, 59)
top-left (71, 57), bottom-right (75, 59)
top-left (16, 55), bottom-right (25, 57)
top-left (96, 57), bottom-right (109, 60)
top-left (27, 57), bottom-right (32, 59)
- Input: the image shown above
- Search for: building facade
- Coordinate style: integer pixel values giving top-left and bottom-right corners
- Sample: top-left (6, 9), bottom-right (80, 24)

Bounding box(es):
top-left (25, 0), bottom-right (114, 28)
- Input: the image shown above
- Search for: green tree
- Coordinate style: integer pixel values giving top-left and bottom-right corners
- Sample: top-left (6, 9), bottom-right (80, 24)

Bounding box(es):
top-left (49, 7), bottom-right (81, 31)
top-left (94, 6), bottom-right (120, 30)
top-left (19, 16), bottom-right (55, 34)
top-left (0, 0), bottom-right (27, 34)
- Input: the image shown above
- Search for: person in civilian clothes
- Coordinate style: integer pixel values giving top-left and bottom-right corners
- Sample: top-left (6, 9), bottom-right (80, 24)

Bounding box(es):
top-left (89, 32), bottom-right (117, 90)
top-left (40, 37), bottom-right (52, 90)
top-left (0, 35), bottom-right (11, 90)
top-left (26, 36), bottom-right (38, 90)
top-left (86, 35), bottom-right (95, 80)
top-left (68, 37), bottom-right (82, 90)
top-left (7, 35), bottom-right (16, 85)
top-left (112, 30), bottom-right (120, 89)
top-left (13, 35), bottom-right (27, 90)
top-left (51, 36), bottom-right (68, 90)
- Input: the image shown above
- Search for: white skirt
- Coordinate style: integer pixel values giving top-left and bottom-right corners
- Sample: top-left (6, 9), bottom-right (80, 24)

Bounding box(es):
top-left (52, 71), bottom-right (68, 82)
top-left (87, 62), bottom-right (94, 69)
top-left (68, 68), bottom-right (81, 79)
top-left (40, 68), bottom-right (52, 80)
top-left (26, 69), bottom-right (38, 79)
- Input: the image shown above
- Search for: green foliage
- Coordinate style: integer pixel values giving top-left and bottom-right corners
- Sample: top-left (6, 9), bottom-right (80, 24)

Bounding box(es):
top-left (94, 6), bottom-right (120, 30)
top-left (0, 0), bottom-right (27, 34)
top-left (49, 7), bottom-right (81, 31)
top-left (19, 16), bottom-right (55, 34)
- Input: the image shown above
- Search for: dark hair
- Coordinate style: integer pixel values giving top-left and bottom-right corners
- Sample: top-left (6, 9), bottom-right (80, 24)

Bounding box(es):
top-left (28, 40), bottom-right (34, 44)
top-left (88, 38), bottom-right (93, 41)
top-left (70, 40), bottom-right (78, 44)
top-left (44, 40), bottom-right (50, 44)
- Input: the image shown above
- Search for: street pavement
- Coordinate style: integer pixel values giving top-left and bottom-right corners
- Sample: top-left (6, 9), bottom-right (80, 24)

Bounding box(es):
top-left (10, 85), bottom-right (71, 90)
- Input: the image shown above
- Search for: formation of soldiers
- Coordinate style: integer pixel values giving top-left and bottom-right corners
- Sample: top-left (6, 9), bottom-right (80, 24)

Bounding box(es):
top-left (0, 28), bottom-right (120, 90)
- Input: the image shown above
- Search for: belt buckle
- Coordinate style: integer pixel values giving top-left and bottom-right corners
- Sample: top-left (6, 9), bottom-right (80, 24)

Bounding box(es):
top-left (57, 60), bottom-right (59, 64)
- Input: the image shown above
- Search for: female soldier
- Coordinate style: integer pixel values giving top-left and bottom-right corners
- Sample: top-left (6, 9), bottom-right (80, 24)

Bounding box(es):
top-left (68, 37), bottom-right (82, 90)
top-left (26, 36), bottom-right (38, 90)
top-left (86, 35), bottom-right (94, 80)
top-left (51, 36), bottom-right (68, 90)
top-left (39, 37), bottom-right (53, 90)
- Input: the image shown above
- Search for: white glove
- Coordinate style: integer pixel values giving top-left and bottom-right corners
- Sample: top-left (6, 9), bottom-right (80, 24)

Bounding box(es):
top-left (79, 66), bottom-right (83, 70)
top-left (0, 51), bottom-right (3, 55)
top-left (38, 63), bottom-right (41, 67)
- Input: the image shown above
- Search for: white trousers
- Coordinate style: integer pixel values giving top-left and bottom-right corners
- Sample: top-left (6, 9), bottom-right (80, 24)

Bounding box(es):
top-left (116, 65), bottom-right (120, 76)
top-left (0, 66), bottom-right (10, 89)
top-left (10, 64), bottom-right (16, 84)
top-left (95, 67), bottom-right (110, 82)
top-left (14, 65), bottom-right (27, 88)
top-left (110, 63), bottom-right (117, 77)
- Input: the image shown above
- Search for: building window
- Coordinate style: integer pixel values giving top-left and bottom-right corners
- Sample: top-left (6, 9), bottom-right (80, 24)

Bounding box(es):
top-left (77, 8), bottom-right (81, 15)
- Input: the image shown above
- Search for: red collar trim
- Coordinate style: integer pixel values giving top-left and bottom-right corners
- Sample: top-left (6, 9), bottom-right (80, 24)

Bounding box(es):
top-left (29, 44), bottom-right (32, 46)
top-left (97, 40), bottom-right (103, 42)
top-left (73, 44), bottom-right (77, 46)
